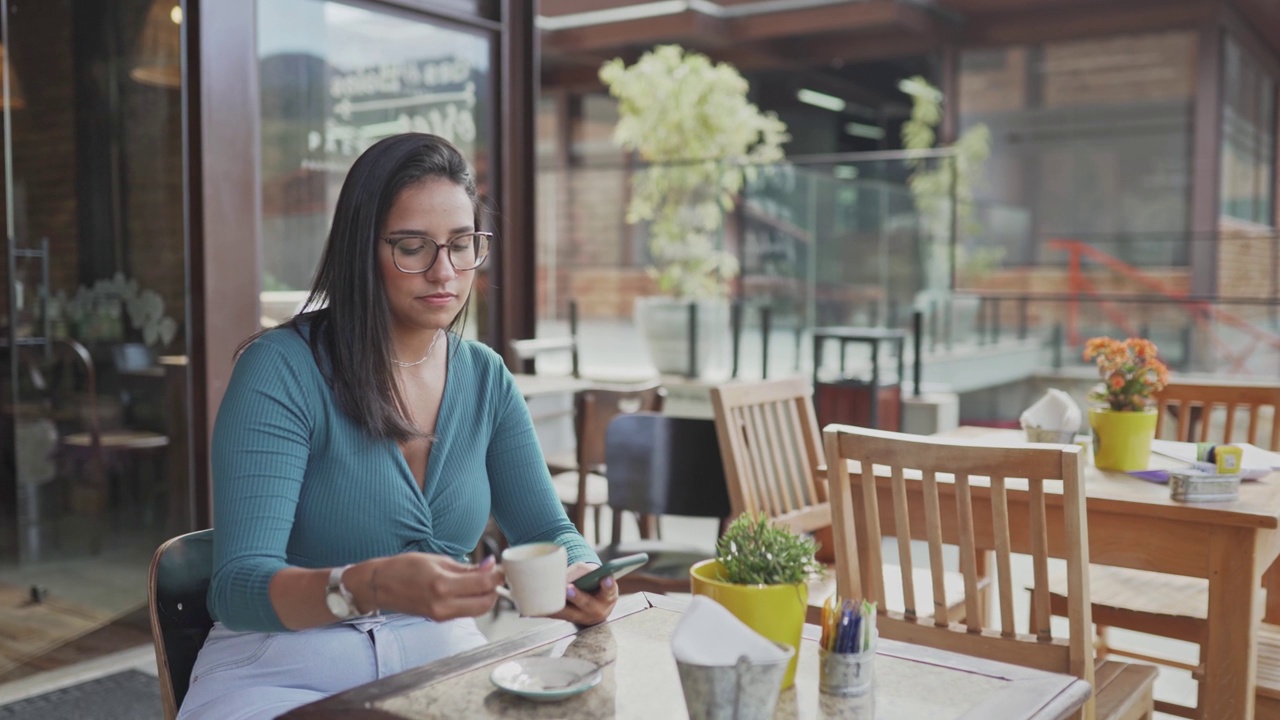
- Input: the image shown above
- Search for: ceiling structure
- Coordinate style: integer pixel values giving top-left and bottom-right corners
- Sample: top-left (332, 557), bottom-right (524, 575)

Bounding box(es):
top-left (537, 0), bottom-right (1278, 128)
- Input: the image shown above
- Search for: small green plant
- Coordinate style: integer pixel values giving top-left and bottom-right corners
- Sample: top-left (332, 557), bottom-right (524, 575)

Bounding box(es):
top-left (715, 513), bottom-right (822, 586)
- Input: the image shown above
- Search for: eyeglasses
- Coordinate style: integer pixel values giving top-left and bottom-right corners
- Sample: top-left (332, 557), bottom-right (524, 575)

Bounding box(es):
top-left (381, 232), bottom-right (493, 274)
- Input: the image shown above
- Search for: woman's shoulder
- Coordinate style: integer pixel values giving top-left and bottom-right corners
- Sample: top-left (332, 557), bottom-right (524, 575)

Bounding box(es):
top-left (450, 336), bottom-right (513, 390)
top-left (241, 325), bottom-right (312, 359)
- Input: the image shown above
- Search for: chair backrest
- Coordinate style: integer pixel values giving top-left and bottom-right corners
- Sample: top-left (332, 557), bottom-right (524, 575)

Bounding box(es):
top-left (822, 425), bottom-right (1096, 718)
top-left (604, 412), bottom-right (731, 521)
top-left (574, 384), bottom-right (666, 472)
top-left (148, 529), bottom-right (215, 720)
top-left (508, 301), bottom-right (581, 377)
top-left (1154, 381), bottom-right (1280, 450)
top-left (710, 377), bottom-right (828, 533)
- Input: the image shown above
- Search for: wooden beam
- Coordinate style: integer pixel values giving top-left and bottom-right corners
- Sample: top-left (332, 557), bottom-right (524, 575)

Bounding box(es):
top-left (730, 1), bottom-right (906, 41)
top-left (538, 0), bottom-right (649, 16)
top-left (772, 28), bottom-right (947, 66)
top-left (959, 0), bottom-right (1216, 48)
top-left (543, 10), bottom-right (729, 54)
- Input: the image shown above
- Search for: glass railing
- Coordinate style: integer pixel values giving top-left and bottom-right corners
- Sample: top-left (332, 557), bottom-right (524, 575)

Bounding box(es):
top-left (533, 151), bottom-right (1280, 385)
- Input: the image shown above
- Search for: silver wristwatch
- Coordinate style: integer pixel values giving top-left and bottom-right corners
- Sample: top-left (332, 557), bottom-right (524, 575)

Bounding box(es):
top-left (325, 565), bottom-right (363, 620)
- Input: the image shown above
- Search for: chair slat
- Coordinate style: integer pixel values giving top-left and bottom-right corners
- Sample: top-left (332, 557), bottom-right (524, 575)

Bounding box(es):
top-left (778, 401), bottom-right (818, 506)
top-left (762, 401), bottom-right (803, 512)
top-left (954, 473), bottom-right (981, 633)
top-left (746, 405), bottom-right (782, 515)
top-left (1247, 403), bottom-right (1260, 446)
top-left (891, 465), bottom-right (916, 620)
top-left (1029, 480), bottom-right (1051, 642)
top-left (783, 397), bottom-right (824, 504)
top-left (729, 408), bottom-right (761, 516)
top-left (1223, 402), bottom-right (1237, 443)
top-left (1175, 401), bottom-right (1192, 443)
top-left (1197, 403), bottom-right (1212, 442)
top-left (990, 476), bottom-right (1015, 638)
top-left (922, 469), bottom-right (948, 627)
top-left (859, 455), bottom-right (885, 607)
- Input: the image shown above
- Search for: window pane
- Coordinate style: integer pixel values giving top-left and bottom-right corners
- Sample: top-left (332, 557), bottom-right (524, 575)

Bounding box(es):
top-left (959, 31), bottom-right (1197, 266)
top-left (257, 0), bottom-right (493, 327)
top-left (1221, 35), bottom-right (1277, 227)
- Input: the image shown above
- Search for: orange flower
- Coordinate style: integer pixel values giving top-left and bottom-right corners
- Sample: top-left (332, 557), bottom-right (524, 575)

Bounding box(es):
top-left (1085, 336), bottom-right (1171, 411)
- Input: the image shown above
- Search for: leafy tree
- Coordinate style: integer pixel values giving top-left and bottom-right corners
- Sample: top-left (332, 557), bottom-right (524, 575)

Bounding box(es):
top-left (600, 45), bottom-right (789, 299)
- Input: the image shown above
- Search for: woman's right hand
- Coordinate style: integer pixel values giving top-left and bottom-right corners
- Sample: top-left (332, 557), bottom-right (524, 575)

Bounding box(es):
top-left (358, 553), bottom-right (503, 621)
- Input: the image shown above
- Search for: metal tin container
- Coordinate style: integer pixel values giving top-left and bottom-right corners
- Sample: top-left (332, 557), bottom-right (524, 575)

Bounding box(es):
top-left (1169, 468), bottom-right (1242, 502)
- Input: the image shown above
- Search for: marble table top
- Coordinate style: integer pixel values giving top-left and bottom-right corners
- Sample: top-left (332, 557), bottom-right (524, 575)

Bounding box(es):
top-left (283, 594), bottom-right (1089, 720)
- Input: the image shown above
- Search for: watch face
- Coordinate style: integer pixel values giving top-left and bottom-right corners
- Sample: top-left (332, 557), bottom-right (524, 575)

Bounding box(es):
top-left (326, 591), bottom-right (351, 618)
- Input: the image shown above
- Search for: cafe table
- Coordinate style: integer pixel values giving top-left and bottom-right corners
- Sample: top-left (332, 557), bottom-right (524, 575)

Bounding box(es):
top-left (281, 593), bottom-right (1090, 720)
top-left (934, 426), bottom-right (1280, 719)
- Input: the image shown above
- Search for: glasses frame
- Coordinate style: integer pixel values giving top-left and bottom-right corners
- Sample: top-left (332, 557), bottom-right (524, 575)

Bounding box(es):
top-left (380, 231), bottom-right (495, 274)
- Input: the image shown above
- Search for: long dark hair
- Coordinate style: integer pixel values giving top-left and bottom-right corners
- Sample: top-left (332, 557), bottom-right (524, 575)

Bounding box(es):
top-left (283, 133), bottom-right (481, 442)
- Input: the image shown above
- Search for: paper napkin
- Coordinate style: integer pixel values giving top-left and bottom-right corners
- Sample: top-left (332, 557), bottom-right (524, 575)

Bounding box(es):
top-left (1020, 389), bottom-right (1082, 435)
top-left (671, 596), bottom-right (789, 666)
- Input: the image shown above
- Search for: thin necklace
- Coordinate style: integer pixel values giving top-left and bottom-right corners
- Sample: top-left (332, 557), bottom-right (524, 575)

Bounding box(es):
top-left (393, 330), bottom-right (443, 368)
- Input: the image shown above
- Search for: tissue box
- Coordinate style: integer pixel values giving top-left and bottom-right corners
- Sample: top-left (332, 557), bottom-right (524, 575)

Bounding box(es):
top-left (1169, 469), bottom-right (1242, 502)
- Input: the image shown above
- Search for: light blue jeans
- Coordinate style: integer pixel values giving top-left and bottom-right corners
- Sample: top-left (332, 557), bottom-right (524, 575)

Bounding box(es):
top-left (176, 613), bottom-right (487, 720)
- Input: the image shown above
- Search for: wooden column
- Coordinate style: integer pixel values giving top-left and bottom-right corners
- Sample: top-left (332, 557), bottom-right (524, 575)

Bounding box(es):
top-left (498, 0), bottom-right (538, 364)
top-left (189, 0), bottom-right (261, 528)
top-left (1189, 21), bottom-right (1224, 297)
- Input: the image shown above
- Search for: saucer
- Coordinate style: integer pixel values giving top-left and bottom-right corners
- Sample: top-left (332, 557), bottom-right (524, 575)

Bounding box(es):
top-left (490, 656), bottom-right (603, 702)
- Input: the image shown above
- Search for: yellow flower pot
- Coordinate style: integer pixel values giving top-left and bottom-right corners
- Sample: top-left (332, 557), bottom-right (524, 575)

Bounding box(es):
top-left (1088, 407), bottom-right (1158, 472)
top-left (689, 559), bottom-right (807, 690)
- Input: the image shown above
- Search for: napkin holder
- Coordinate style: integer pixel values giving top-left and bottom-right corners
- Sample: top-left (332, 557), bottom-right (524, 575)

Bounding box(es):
top-left (675, 644), bottom-right (795, 720)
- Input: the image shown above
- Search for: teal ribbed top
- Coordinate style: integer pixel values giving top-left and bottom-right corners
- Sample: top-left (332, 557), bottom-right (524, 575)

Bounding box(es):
top-left (208, 325), bottom-right (596, 632)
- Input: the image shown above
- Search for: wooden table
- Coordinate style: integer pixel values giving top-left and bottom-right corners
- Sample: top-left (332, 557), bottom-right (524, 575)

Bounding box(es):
top-left (282, 593), bottom-right (1090, 720)
top-left (939, 426), bottom-right (1280, 719)
top-left (512, 373), bottom-right (593, 400)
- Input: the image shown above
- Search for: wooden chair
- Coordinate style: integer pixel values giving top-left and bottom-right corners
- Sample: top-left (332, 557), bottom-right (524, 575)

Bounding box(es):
top-left (551, 384), bottom-right (666, 544)
top-left (599, 412), bottom-right (732, 594)
top-left (710, 377), bottom-right (974, 625)
top-left (1253, 623), bottom-right (1280, 718)
top-left (508, 300), bottom-right (581, 379)
top-left (823, 425), bottom-right (1156, 720)
top-left (1045, 381), bottom-right (1280, 718)
top-left (148, 528), bottom-right (215, 720)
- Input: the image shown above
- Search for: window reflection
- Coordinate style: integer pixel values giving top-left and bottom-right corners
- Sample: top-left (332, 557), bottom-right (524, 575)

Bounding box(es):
top-left (257, 0), bottom-right (493, 332)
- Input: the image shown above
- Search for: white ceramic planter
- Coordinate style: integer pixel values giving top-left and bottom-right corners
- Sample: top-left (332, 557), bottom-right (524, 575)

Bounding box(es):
top-left (633, 296), bottom-right (730, 378)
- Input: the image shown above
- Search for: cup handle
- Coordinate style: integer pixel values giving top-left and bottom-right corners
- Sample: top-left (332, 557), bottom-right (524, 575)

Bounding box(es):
top-left (495, 586), bottom-right (513, 602)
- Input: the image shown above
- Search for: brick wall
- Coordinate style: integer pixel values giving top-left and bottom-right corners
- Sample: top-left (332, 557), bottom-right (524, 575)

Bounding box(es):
top-left (1217, 217), bottom-right (1278, 300)
top-left (1042, 32), bottom-right (1196, 108)
top-left (3, 0), bottom-right (80, 320)
top-left (959, 47), bottom-right (1030, 115)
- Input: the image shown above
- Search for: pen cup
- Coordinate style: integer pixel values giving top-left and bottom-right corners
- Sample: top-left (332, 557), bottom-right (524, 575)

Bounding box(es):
top-left (818, 630), bottom-right (877, 697)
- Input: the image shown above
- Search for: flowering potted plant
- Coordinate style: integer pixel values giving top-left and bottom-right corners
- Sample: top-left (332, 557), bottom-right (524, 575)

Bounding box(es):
top-left (1083, 336), bottom-right (1170, 471)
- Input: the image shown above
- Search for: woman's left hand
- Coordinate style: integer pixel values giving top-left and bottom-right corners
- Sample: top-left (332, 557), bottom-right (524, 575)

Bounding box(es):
top-left (551, 562), bottom-right (618, 626)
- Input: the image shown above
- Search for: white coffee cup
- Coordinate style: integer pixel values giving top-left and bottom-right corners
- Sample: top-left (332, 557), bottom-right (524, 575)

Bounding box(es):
top-left (497, 542), bottom-right (567, 617)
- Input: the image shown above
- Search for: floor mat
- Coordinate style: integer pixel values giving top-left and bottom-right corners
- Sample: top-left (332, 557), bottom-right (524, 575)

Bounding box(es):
top-left (0, 670), bottom-right (161, 719)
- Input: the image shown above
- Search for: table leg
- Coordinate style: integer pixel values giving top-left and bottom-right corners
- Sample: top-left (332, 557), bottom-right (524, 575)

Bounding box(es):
top-left (1264, 557), bottom-right (1280, 625)
top-left (1202, 527), bottom-right (1260, 719)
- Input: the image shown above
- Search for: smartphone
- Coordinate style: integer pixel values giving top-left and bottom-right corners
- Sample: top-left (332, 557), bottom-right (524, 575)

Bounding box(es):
top-left (572, 553), bottom-right (649, 593)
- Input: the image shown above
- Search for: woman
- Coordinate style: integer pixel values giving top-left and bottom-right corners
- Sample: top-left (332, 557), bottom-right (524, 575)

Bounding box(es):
top-left (178, 133), bottom-right (616, 720)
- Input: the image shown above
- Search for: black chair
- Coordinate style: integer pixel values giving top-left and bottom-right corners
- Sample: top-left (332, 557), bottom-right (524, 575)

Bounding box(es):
top-left (148, 529), bottom-right (214, 720)
top-left (599, 413), bottom-right (732, 594)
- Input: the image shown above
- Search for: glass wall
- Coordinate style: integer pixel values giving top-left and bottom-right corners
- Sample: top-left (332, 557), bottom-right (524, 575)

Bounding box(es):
top-left (257, 0), bottom-right (494, 334)
top-left (1221, 34), bottom-right (1277, 227)
top-left (0, 0), bottom-right (192, 678)
top-left (958, 32), bottom-right (1198, 269)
